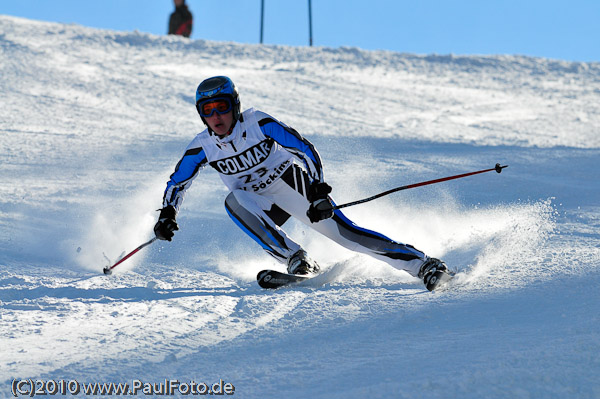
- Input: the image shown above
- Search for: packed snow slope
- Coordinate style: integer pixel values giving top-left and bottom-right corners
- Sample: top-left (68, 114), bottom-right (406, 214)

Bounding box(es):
top-left (1, 15), bottom-right (599, 398)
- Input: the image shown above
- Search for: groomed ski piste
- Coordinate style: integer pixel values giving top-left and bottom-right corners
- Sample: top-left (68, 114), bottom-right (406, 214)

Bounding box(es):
top-left (1, 15), bottom-right (599, 398)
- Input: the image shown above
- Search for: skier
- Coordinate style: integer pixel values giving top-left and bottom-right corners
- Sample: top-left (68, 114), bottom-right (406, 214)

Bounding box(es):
top-left (154, 76), bottom-right (451, 290)
top-left (168, 0), bottom-right (193, 38)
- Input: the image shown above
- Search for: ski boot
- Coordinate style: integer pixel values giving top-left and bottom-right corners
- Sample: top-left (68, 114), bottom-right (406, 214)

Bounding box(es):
top-left (287, 249), bottom-right (320, 275)
top-left (418, 257), bottom-right (453, 291)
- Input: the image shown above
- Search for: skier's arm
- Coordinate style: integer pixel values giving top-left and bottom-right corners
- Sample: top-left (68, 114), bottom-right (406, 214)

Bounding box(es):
top-left (256, 111), bottom-right (335, 223)
top-left (257, 112), bottom-right (324, 182)
top-left (162, 144), bottom-right (208, 212)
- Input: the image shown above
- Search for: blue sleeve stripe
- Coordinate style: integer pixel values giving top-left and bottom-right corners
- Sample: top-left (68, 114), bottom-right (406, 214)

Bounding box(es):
top-left (169, 147), bottom-right (207, 185)
top-left (162, 147), bottom-right (207, 207)
top-left (259, 118), bottom-right (323, 181)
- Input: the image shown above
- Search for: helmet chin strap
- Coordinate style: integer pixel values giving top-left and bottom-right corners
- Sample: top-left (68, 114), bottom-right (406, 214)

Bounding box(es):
top-left (216, 125), bottom-right (234, 138)
top-left (223, 120), bottom-right (237, 137)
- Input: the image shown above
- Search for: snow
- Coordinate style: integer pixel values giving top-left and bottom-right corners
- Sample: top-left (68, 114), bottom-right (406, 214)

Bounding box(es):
top-left (1, 14), bottom-right (599, 398)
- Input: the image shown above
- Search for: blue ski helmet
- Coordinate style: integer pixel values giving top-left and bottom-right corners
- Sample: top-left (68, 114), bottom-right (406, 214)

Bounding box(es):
top-left (195, 76), bottom-right (241, 124)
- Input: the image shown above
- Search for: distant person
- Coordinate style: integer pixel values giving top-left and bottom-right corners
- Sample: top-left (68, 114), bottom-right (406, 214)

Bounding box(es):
top-left (168, 0), bottom-right (193, 38)
top-left (153, 76), bottom-right (453, 291)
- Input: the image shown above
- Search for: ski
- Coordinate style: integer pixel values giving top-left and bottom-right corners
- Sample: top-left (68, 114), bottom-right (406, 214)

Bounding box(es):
top-left (257, 269), bottom-right (314, 289)
top-left (257, 268), bottom-right (455, 290)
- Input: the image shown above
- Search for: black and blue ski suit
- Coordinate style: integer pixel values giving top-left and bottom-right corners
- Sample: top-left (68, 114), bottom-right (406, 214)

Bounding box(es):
top-left (162, 108), bottom-right (427, 276)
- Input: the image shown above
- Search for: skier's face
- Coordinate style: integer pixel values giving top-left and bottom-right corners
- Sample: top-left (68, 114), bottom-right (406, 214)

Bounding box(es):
top-left (205, 110), bottom-right (234, 137)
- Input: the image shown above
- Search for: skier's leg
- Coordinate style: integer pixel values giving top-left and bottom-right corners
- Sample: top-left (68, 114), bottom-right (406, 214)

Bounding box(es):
top-left (315, 208), bottom-right (426, 276)
top-left (224, 189), bottom-right (301, 262)
top-left (270, 164), bottom-right (427, 276)
top-left (314, 210), bottom-right (452, 289)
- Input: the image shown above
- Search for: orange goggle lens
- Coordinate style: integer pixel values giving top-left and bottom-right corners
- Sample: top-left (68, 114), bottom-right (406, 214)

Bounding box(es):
top-left (200, 99), bottom-right (232, 117)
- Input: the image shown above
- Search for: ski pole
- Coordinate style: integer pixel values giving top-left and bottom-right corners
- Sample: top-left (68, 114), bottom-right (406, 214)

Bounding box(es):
top-left (103, 237), bottom-right (157, 275)
top-left (333, 163), bottom-right (508, 210)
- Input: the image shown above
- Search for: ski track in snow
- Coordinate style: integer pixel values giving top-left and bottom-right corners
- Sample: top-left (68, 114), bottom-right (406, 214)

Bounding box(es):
top-left (1, 15), bottom-right (599, 398)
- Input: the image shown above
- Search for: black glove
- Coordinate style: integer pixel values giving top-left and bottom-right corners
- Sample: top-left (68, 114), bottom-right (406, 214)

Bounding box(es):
top-left (306, 181), bottom-right (334, 223)
top-left (154, 205), bottom-right (179, 241)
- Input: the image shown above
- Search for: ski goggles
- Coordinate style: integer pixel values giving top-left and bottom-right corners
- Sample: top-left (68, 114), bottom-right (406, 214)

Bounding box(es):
top-left (197, 97), bottom-right (233, 118)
